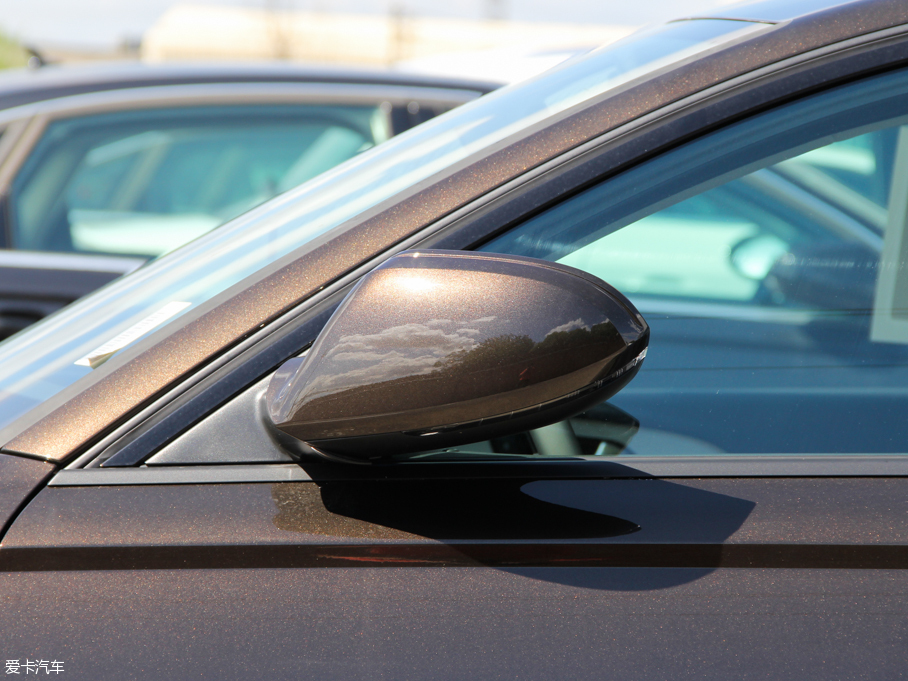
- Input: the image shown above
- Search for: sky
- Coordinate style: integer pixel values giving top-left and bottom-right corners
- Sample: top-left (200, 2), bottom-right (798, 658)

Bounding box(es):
top-left (0, 0), bottom-right (739, 52)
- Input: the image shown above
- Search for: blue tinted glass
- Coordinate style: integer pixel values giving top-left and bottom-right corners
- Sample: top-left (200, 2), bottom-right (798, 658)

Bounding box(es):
top-left (11, 104), bottom-right (385, 257)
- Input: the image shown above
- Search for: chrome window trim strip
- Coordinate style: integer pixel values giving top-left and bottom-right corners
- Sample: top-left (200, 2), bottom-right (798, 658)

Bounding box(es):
top-left (0, 250), bottom-right (144, 274)
top-left (48, 456), bottom-right (908, 485)
top-left (49, 463), bottom-right (312, 486)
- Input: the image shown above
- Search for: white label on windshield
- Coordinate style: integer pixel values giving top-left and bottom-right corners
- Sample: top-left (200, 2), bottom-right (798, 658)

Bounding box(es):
top-left (75, 301), bottom-right (192, 369)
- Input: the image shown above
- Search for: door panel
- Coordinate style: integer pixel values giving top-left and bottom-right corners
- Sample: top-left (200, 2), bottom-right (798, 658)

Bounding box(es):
top-left (0, 476), bottom-right (905, 679)
top-left (0, 568), bottom-right (905, 681)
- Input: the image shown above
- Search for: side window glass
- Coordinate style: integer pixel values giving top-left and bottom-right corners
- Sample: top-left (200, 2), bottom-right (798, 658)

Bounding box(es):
top-left (10, 104), bottom-right (390, 258)
top-left (552, 129), bottom-right (886, 308)
top-left (480, 68), bottom-right (908, 457)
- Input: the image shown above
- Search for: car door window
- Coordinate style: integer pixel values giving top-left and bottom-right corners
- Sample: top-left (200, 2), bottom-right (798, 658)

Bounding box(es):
top-left (478, 67), bottom-right (908, 457)
top-left (10, 103), bottom-right (390, 257)
top-left (132, 68), bottom-right (908, 467)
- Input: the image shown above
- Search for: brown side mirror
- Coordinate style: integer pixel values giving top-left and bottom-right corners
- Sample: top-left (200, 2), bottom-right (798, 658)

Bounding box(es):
top-left (266, 250), bottom-right (649, 464)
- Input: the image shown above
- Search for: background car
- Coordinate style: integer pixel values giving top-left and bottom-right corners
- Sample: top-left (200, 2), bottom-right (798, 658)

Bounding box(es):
top-left (1, 0), bottom-right (907, 679)
top-left (0, 63), bottom-right (496, 337)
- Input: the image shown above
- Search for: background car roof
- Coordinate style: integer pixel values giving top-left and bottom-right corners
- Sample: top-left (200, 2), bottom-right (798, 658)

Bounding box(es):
top-left (0, 61), bottom-right (500, 110)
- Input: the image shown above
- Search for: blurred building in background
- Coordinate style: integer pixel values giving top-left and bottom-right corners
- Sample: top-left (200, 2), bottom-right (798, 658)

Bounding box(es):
top-left (142, 4), bottom-right (633, 79)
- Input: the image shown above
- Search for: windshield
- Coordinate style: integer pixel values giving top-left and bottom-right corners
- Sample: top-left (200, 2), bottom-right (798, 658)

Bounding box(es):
top-left (0, 18), bottom-right (766, 436)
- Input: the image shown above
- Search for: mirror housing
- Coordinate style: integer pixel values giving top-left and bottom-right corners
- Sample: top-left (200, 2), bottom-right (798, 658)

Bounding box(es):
top-left (766, 241), bottom-right (877, 312)
top-left (266, 250), bottom-right (648, 463)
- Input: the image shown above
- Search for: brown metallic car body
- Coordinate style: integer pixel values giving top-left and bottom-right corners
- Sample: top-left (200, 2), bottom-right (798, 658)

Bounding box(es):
top-left (1, 1), bottom-right (907, 679)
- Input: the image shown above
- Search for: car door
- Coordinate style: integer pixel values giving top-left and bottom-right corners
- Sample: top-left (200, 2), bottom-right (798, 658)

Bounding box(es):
top-left (0, 83), bottom-right (478, 339)
top-left (2, 23), bottom-right (908, 681)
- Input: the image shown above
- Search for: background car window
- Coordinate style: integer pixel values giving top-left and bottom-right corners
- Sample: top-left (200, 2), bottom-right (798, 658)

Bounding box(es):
top-left (478, 68), bottom-right (908, 458)
top-left (10, 104), bottom-right (389, 257)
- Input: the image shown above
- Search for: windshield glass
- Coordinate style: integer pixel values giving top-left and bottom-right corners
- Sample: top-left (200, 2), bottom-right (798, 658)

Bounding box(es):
top-left (0, 18), bottom-right (766, 435)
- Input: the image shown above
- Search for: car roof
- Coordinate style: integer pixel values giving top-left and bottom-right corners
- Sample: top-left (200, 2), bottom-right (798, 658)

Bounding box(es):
top-left (692, 0), bottom-right (872, 23)
top-left (3, 0), bottom-right (908, 463)
top-left (0, 61), bottom-right (500, 111)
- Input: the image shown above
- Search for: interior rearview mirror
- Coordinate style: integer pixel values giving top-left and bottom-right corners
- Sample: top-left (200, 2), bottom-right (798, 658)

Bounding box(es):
top-left (266, 250), bottom-right (649, 463)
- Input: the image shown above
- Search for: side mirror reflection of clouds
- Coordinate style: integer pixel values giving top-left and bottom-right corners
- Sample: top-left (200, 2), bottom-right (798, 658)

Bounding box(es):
top-left (314, 316), bottom-right (500, 395)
